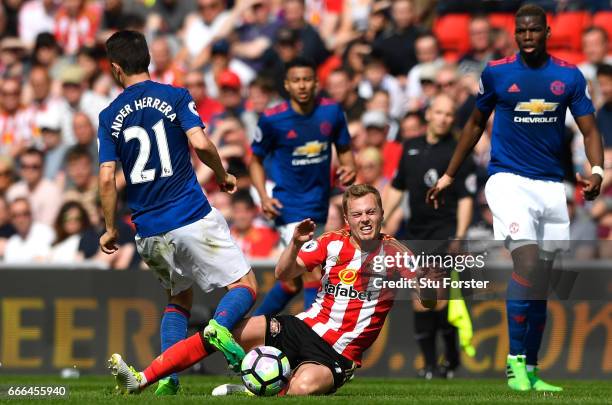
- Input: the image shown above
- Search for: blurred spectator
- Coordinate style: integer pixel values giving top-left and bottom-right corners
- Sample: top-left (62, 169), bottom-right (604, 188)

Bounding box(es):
top-left (365, 0), bottom-right (392, 44)
top-left (341, 38), bottom-right (371, 81)
top-left (323, 201), bottom-right (344, 232)
top-left (578, 27), bottom-right (612, 108)
top-left (326, 67), bottom-right (366, 121)
top-left (491, 26), bottom-right (516, 58)
top-left (373, 0), bottom-right (420, 77)
top-left (7, 148), bottom-right (62, 226)
top-left (281, 0), bottom-right (329, 66)
top-left (211, 70), bottom-right (246, 123)
top-left (355, 146), bottom-right (387, 191)
top-left (596, 64), bottom-right (612, 148)
top-left (1, 0), bottom-right (21, 37)
top-left (229, 189), bottom-right (280, 258)
top-left (180, 0), bottom-right (232, 69)
top-left (0, 37), bottom-right (27, 78)
top-left (62, 145), bottom-right (98, 225)
top-left (405, 32), bottom-right (445, 112)
top-left (184, 69), bottom-right (224, 125)
top-left (0, 78), bottom-right (37, 157)
top-left (148, 0), bottom-right (197, 35)
top-left (31, 33), bottom-right (64, 77)
top-left (361, 110), bottom-right (402, 180)
top-left (25, 65), bottom-right (64, 122)
top-left (4, 197), bottom-right (55, 263)
top-left (242, 76), bottom-right (282, 141)
top-left (204, 40), bottom-right (255, 99)
top-left (358, 55), bottom-right (404, 118)
top-left (37, 110), bottom-right (67, 180)
top-left (98, 0), bottom-right (148, 38)
top-left (54, 0), bottom-right (101, 56)
top-left (72, 112), bottom-right (98, 171)
top-left (306, 0), bottom-right (343, 45)
top-left (400, 110), bottom-right (426, 141)
top-left (48, 200), bottom-right (99, 263)
top-left (335, 0), bottom-right (374, 47)
top-left (90, 199), bottom-right (137, 269)
top-left (23, 1), bottom-right (58, 48)
top-left (58, 64), bottom-right (110, 144)
top-left (457, 16), bottom-right (496, 75)
top-left (435, 64), bottom-right (475, 130)
top-left (0, 196), bottom-right (15, 238)
top-left (76, 46), bottom-right (103, 88)
top-left (0, 156), bottom-right (15, 196)
top-left (150, 35), bottom-right (184, 87)
top-left (261, 27), bottom-right (302, 96)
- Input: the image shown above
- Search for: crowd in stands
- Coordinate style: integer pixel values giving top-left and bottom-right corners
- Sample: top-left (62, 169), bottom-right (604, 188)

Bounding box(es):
top-left (0, 0), bottom-right (610, 268)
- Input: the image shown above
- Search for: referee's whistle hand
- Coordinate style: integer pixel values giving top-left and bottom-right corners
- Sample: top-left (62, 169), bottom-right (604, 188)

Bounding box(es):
top-left (426, 174), bottom-right (454, 209)
top-left (576, 172), bottom-right (602, 201)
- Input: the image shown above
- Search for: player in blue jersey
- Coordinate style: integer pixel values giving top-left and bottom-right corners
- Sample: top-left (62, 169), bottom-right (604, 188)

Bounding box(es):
top-left (427, 5), bottom-right (604, 392)
top-left (249, 57), bottom-right (356, 316)
top-left (98, 31), bottom-right (257, 395)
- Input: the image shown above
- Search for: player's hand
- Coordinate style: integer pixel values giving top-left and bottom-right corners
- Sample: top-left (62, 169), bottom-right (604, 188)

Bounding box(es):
top-left (426, 174), bottom-right (454, 209)
top-left (293, 218), bottom-right (316, 245)
top-left (336, 165), bottom-right (356, 186)
top-left (261, 196), bottom-right (283, 219)
top-left (100, 229), bottom-right (119, 254)
top-left (576, 172), bottom-right (602, 201)
top-left (218, 173), bottom-right (237, 194)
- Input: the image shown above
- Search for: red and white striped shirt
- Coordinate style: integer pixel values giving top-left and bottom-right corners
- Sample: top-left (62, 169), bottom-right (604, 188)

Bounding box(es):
top-left (296, 229), bottom-right (416, 365)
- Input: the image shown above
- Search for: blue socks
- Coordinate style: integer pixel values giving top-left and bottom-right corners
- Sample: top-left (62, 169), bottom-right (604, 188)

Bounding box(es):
top-left (303, 282), bottom-right (319, 311)
top-left (253, 281), bottom-right (297, 316)
top-left (161, 304), bottom-right (190, 384)
top-left (214, 286), bottom-right (255, 330)
top-left (525, 300), bottom-right (547, 366)
top-left (506, 273), bottom-right (531, 356)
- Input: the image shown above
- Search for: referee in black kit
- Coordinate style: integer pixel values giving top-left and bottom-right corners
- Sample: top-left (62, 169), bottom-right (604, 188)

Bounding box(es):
top-left (382, 94), bottom-right (477, 379)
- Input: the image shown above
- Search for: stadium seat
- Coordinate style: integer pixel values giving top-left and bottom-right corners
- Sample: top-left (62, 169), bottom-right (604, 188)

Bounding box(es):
top-left (548, 11), bottom-right (591, 52)
top-left (433, 14), bottom-right (471, 57)
top-left (592, 11), bottom-right (612, 44)
top-left (549, 49), bottom-right (586, 65)
top-left (488, 13), bottom-right (515, 36)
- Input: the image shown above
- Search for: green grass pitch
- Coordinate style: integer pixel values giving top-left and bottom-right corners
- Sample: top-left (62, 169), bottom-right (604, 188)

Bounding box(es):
top-left (0, 375), bottom-right (610, 404)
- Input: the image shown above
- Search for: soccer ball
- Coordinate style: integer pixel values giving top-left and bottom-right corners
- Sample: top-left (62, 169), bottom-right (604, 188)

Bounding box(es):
top-left (240, 346), bottom-right (291, 396)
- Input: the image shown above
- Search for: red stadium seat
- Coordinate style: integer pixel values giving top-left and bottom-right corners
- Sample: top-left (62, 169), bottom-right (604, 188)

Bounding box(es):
top-left (548, 11), bottom-right (591, 52)
top-left (549, 49), bottom-right (585, 65)
top-left (489, 13), bottom-right (515, 36)
top-left (433, 14), bottom-right (470, 56)
top-left (592, 11), bottom-right (612, 44)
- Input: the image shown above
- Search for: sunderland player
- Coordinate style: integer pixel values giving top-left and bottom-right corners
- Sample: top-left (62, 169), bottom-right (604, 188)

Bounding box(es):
top-left (98, 31), bottom-right (257, 395)
top-left (249, 57), bottom-right (356, 316)
top-left (427, 5), bottom-right (604, 392)
top-left (108, 184), bottom-right (441, 396)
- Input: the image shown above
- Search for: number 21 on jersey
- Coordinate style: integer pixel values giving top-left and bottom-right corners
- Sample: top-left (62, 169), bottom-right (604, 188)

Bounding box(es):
top-left (124, 118), bottom-right (173, 184)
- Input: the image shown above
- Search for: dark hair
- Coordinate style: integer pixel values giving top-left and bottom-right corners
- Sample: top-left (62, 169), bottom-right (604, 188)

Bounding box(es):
top-left (105, 30), bottom-right (150, 75)
top-left (284, 57), bottom-right (316, 78)
top-left (597, 64), bottom-right (612, 78)
top-left (515, 4), bottom-right (547, 26)
top-left (21, 147), bottom-right (44, 163)
top-left (249, 75), bottom-right (276, 93)
top-left (66, 145), bottom-right (93, 163)
top-left (402, 110), bottom-right (426, 125)
top-left (330, 67), bottom-right (355, 81)
top-left (231, 189), bottom-right (255, 208)
top-left (54, 201), bottom-right (90, 245)
top-left (415, 30), bottom-right (440, 48)
top-left (583, 26), bottom-right (609, 43)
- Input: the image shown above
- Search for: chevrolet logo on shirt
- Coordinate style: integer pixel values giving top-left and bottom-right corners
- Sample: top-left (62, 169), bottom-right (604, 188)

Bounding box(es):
top-left (513, 99), bottom-right (559, 123)
top-left (292, 141), bottom-right (328, 157)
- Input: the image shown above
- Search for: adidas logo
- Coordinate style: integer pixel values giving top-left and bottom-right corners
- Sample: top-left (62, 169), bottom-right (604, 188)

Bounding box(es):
top-left (508, 83), bottom-right (521, 93)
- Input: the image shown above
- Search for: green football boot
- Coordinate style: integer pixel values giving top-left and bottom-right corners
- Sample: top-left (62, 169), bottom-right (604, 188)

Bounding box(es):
top-left (203, 319), bottom-right (246, 373)
top-left (528, 367), bottom-right (563, 392)
top-left (506, 355), bottom-right (531, 391)
top-left (155, 377), bottom-right (180, 396)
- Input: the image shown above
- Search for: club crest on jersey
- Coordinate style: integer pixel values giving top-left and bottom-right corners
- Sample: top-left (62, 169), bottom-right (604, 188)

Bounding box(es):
top-left (513, 99), bottom-right (559, 123)
top-left (550, 80), bottom-right (565, 96)
top-left (320, 121), bottom-right (332, 136)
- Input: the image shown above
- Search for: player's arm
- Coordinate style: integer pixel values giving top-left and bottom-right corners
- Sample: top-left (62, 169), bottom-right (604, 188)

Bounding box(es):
top-left (427, 108), bottom-right (490, 208)
top-left (575, 114), bottom-right (604, 200)
top-left (99, 161), bottom-right (119, 254)
top-left (275, 219), bottom-right (316, 281)
top-left (335, 145), bottom-right (356, 186)
top-left (186, 126), bottom-right (236, 193)
top-left (381, 184), bottom-right (403, 228)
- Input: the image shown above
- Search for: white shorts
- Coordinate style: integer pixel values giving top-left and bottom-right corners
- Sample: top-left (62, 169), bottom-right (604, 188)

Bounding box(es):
top-left (484, 172), bottom-right (569, 253)
top-left (136, 208), bottom-right (251, 295)
top-left (277, 222), bottom-right (326, 247)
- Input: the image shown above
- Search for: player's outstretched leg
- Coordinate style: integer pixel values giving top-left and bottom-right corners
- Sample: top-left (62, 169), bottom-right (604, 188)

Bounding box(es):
top-left (204, 271), bottom-right (258, 372)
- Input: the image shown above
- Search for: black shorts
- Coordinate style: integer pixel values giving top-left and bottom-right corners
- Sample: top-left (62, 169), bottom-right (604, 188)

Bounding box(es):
top-left (264, 315), bottom-right (356, 392)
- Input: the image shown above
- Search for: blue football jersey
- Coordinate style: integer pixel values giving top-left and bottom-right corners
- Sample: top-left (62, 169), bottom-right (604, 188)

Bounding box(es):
top-left (98, 80), bottom-right (211, 237)
top-left (477, 53), bottom-right (595, 182)
top-left (251, 98), bottom-right (351, 225)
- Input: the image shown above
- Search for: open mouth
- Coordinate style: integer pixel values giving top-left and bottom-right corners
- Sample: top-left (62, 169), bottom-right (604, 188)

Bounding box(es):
top-left (360, 224), bottom-right (373, 234)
